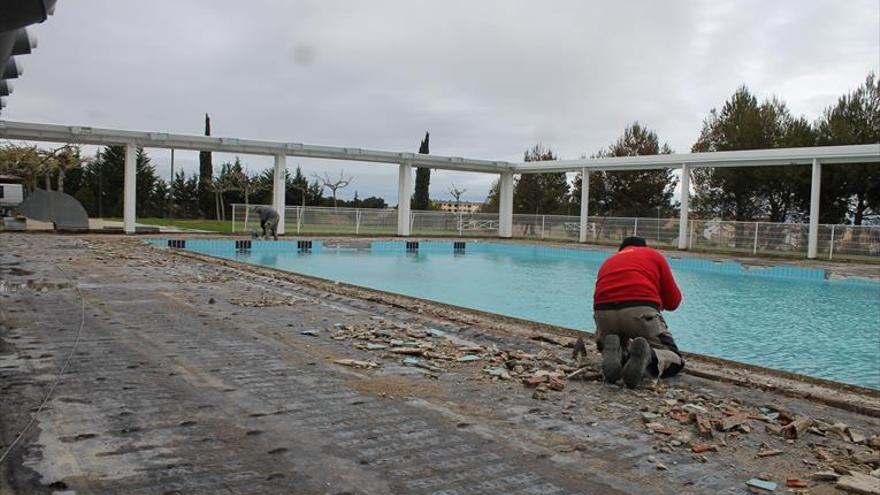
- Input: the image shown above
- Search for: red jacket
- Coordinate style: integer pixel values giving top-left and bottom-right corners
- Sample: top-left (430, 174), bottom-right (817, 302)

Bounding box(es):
top-left (594, 246), bottom-right (682, 311)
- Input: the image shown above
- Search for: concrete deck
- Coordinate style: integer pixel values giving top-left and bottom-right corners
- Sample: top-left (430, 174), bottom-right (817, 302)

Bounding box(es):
top-left (1, 234), bottom-right (878, 494)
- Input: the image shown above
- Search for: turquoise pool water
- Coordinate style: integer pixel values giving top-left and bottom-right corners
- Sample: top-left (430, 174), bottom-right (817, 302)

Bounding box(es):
top-left (156, 239), bottom-right (880, 389)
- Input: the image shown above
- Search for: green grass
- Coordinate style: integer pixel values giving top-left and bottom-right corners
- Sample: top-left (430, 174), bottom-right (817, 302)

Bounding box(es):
top-left (112, 217), bottom-right (234, 233)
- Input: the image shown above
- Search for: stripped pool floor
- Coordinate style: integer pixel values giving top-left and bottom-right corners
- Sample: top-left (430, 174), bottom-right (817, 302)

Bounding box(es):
top-left (0, 234), bottom-right (877, 495)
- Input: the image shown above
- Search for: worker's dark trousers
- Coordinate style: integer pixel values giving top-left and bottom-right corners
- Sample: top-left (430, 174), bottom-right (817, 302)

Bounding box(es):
top-left (594, 306), bottom-right (685, 377)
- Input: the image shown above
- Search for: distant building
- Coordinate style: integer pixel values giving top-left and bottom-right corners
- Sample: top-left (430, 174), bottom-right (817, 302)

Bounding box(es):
top-left (433, 200), bottom-right (484, 214)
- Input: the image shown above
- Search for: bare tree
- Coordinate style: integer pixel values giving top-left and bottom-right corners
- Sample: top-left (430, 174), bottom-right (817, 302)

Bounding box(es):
top-left (315, 171), bottom-right (353, 208)
top-left (448, 183), bottom-right (467, 210)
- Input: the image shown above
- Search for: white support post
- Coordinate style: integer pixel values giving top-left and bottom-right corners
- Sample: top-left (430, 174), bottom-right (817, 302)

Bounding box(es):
top-left (355, 209), bottom-right (361, 236)
top-left (752, 222), bottom-right (760, 255)
top-left (579, 168), bottom-right (589, 243)
top-left (499, 171), bottom-right (514, 238)
top-left (633, 218), bottom-right (638, 236)
top-left (689, 220), bottom-right (695, 249)
top-left (123, 143), bottom-right (136, 234)
top-left (296, 206), bottom-right (302, 234)
top-left (541, 215), bottom-right (546, 239)
top-left (397, 162), bottom-right (413, 236)
top-left (677, 164), bottom-right (690, 249)
top-left (273, 154), bottom-right (286, 235)
top-left (807, 158), bottom-right (821, 259)
top-left (829, 224), bottom-right (835, 260)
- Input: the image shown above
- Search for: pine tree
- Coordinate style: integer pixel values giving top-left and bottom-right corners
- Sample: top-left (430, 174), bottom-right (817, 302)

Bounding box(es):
top-left (412, 132), bottom-right (431, 210)
top-left (172, 171), bottom-right (201, 218)
top-left (691, 87), bottom-right (815, 223)
top-left (571, 122), bottom-right (676, 217)
top-left (513, 144), bottom-right (569, 214)
top-left (814, 73), bottom-right (880, 224)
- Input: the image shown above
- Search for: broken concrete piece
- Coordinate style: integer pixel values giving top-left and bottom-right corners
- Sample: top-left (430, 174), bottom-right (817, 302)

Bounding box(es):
top-left (365, 343), bottom-right (387, 350)
top-left (757, 449), bottom-right (784, 458)
top-left (523, 375), bottom-right (549, 387)
top-left (483, 366), bottom-right (511, 380)
top-left (645, 423), bottom-right (678, 436)
top-left (333, 359), bottom-right (378, 369)
top-left (682, 404), bottom-right (708, 414)
top-left (546, 376), bottom-right (565, 391)
top-left (457, 355), bottom-right (481, 362)
top-left (782, 416), bottom-right (813, 440)
top-left (695, 414), bottom-right (714, 439)
top-left (691, 443), bottom-right (717, 454)
top-left (389, 347), bottom-right (424, 356)
top-left (853, 450), bottom-right (880, 465)
top-left (530, 333), bottom-right (575, 348)
top-left (746, 478), bottom-right (777, 492)
top-left (837, 472), bottom-right (880, 495)
top-left (811, 471), bottom-right (841, 482)
top-left (641, 412), bottom-right (660, 422)
top-left (721, 413), bottom-right (750, 431)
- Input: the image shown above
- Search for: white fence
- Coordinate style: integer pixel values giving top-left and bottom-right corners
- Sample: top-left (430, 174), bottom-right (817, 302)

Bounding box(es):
top-left (231, 204), bottom-right (880, 260)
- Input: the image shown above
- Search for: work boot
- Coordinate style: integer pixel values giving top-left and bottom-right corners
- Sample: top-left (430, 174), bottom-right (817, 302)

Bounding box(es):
top-left (600, 335), bottom-right (623, 384)
top-left (621, 337), bottom-right (652, 389)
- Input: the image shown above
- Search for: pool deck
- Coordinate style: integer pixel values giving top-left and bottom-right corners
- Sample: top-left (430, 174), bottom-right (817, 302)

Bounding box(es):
top-left (1, 233), bottom-right (878, 494)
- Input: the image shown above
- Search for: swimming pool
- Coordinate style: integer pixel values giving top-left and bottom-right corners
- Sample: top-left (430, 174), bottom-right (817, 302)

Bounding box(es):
top-left (154, 239), bottom-right (880, 389)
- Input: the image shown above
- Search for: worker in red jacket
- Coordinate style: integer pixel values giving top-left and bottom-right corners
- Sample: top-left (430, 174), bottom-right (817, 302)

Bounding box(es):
top-left (593, 236), bottom-right (684, 388)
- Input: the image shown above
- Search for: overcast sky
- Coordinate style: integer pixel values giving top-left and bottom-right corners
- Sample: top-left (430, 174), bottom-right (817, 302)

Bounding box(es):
top-left (6, 0), bottom-right (879, 203)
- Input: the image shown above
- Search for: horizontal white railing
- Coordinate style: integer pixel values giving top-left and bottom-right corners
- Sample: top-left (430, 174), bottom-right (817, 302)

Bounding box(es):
top-left (230, 204), bottom-right (880, 260)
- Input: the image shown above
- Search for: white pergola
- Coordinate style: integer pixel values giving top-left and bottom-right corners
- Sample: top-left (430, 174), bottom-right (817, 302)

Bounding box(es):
top-left (2, 120), bottom-right (878, 259)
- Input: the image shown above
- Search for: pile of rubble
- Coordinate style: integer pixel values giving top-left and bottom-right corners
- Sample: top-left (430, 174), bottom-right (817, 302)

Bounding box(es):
top-left (228, 294), bottom-right (304, 308)
top-left (634, 390), bottom-right (880, 492)
top-left (320, 318), bottom-right (590, 395)
top-left (321, 319), bottom-right (879, 493)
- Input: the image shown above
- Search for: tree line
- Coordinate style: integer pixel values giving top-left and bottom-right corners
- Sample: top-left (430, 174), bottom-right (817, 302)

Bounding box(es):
top-left (0, 144), bottom-right (387, 219)
top-left (483, 73), bottom-right (878, 225)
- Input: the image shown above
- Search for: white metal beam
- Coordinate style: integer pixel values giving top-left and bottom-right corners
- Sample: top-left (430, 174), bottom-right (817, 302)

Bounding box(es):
top-left (513, 144), bottom-right (880, 173)
top-left (273, 154), bottom-right (286, 235)
top-left (397, 163), bottom-right (412, 236)
top-left (579, 169), bottom-right (589, 243)
top-left (807, 158), bottom-right (821, 259)
top-left (678, 164), bottom-right (690, 249)
top-left (498, 172), bottom-right (513, 238)
top-left (123, 143), bottom-right (136, 234)
top-left (0, 120), bottom-right (512, 174)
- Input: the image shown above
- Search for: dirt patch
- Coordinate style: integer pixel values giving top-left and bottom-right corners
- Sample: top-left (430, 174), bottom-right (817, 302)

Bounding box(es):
top-left (348, 374), bottom-right (448, 401)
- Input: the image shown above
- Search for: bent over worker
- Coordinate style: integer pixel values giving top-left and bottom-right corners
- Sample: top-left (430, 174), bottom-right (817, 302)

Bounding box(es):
top-left (593, 236), bottom-right (684, 388)
top-left (253, 206), bottom-right (280, 241)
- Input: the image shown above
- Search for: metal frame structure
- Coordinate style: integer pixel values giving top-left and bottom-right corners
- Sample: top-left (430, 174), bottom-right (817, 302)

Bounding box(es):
top-left (1, 119), bottom-right (878, 259)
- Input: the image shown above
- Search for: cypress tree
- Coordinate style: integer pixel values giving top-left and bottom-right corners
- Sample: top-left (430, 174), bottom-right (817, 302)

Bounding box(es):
top-left (199, 113), bottom-right (215, 219)
top-left (412, 132), bottom-right (431, 210)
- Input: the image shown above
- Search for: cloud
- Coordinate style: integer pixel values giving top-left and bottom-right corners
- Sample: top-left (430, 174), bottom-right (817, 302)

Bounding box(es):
top-left (6, 0), bottom-right (878, 203)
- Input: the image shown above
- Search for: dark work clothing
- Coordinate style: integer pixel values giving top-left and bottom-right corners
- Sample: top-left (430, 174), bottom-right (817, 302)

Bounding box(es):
top-left (257, 207), bottom-right (279, 225)
top-left (593, 247), bottom-right (685, 380)
top-left (255, 207), bottom-right (279, 240)
top-left (594, 305), bottom-right (685, 378)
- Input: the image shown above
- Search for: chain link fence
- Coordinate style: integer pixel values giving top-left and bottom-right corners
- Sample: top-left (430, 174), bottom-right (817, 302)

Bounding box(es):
top-left (231, 204), bottom-right (880, 261)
